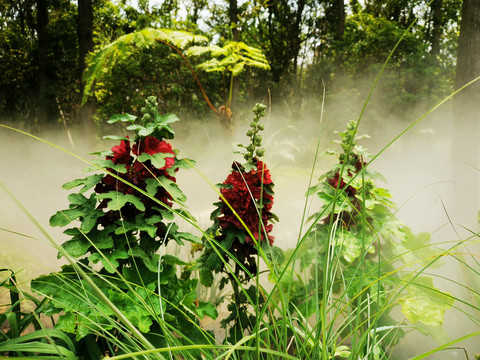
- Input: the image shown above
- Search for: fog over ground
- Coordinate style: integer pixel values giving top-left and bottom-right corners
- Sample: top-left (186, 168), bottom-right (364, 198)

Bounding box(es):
top-left (1, 96), bottom-right (479, 358)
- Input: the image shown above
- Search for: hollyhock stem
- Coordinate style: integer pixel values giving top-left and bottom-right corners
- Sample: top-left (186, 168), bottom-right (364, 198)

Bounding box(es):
top-left (228, 262), bottom-right (242, 334)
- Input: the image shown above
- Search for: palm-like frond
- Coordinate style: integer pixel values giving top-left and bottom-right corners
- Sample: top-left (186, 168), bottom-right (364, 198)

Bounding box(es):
top-left (185, 41), bottom-right (271, 76)
top-left (82, 28), bottom-right (208, 104)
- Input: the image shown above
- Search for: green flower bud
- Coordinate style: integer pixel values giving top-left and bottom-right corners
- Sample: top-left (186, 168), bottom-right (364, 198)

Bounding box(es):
top-left (143, 113), bottom-right (152, 122)
top-left (258, 124), bottom-right (264, 131)
top-left (256, 148), bottom-right (265, 157)
top-left (246, 130), bottom-right (254, 137)
top-left (250, 121), bottom-right (256, 128)
top-left (141, 107), bottom-right (148, 114)
top-left (254, 135), bottom-right (262, 143)
top-left (247, 144), bottom-right (255, 152)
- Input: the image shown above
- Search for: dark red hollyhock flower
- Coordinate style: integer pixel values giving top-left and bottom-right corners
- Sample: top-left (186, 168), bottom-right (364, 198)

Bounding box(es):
top-left (109, 138), bottom-right (132, 165)
top-left (219, 161), bottom-right (274, 245)
top-left (132, 137), bottom-right (175, 170)
top-left (328, 171), bottom-right (356, 197)
top-left (95, 137), bottom-right (176, 214)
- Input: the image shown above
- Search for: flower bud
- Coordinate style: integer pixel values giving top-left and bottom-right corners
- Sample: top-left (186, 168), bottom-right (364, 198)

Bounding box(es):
top-left (246, 130), bottom-right (254, 137)
top-left (247, 144), bottom-right (255, 152)
top-left (258, 124), bottom-right (264, 131)
top-left (254, 135), bottom-right (262, 143)
top-left (256, 148), bottom-right (265, 157)
top-left (250, 121), bottom-right (256, 128)
top-left (141, 107), bottom-right (148, 114)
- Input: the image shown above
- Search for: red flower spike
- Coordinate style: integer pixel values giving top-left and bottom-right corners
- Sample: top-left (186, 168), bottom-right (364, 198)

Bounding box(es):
top-left (218, 160), bottom-right (275, 245)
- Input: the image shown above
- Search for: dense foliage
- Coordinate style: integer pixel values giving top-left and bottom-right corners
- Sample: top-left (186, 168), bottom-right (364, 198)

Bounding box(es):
top-left (0, 0), bottom-right (463, 131)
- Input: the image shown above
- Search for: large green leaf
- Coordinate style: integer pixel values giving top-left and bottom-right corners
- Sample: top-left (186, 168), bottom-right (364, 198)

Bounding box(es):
top-left (145, 177), bottom-right (187, 204)
top-left (88, 249), bottom-right (129, 273)
top-left (49, 193), bottom-right (103, 233)
top-left (62, 174), bottom-right (104, 194)
top-left (96, 191), bottom-right (146, 211)
top-left (115, 214), bottom-right (163, 238)
top-left (138, 152), bottom-right (172, 169)
top-left (399, 276), bottom-right (454, 326)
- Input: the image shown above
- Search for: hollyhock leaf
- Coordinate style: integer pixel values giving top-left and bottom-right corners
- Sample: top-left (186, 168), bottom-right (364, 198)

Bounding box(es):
top-left (62, 174), bottom-right (103, 193)
top-left (108, 113), bottom-right (137, 124)
top-left (199, 269), bottom-right (213, 287)
top-left (50, 209), bottom-right (84, 227)
top-left (224, 227), bottom-right (246, 245)
top-left (83, 160), bottom-right (127, 174)
top-left (122, 263), bottom-right (158, 291)
top-left (137, 123), bottom-right (156, 137)
top-left (152, 207), bottom-right (175, 221)
top-left (96, 192), bottom-right (146, 212)
top-left (263, 245), bottom-right (285, 267)
top-left (78, 226), bottom-right (115, 251)
top-left (89, 249), bottom-right (129, 273)
top-left (145, 178), bottom-right (160, 196)
top-left (126, 124), bottom-right (148, 134)
top-left (338, 231), bottom-right (362, 263)
top-left (156, 113), bottom-right (179, 125)
top-left (61, 238), bottom-right (91, 258)
top-left (205, 251), bottom-right (222, 271)
top-left (146, 177), bottom-right (186, 204)
top-left (116, 215), bottom-right (161, 238)
top-left (50, 194), bottom-right (101, 233)
top-left (80, 211), bottom-right (103, 234)
top-left (220, 235), bottom-right (235, 251)
top-left (159, 264), bottom-right (176, 283)
top-left (167, 223), bottom-right (201, 245)
top-left (399, 276), bottom-right (454, 326)
top-left (129, 248), bottom-right (161, 272)
top-left (196, 301), bottom-right (218, 319)
top-left (68, 193), bottom-right (88, 205)
top-left (103, 135), bottom-right (129, 141)
top-left (169, 158), bottom-right (196, 173)
top-left (161, 254), bottom-right (188, 265)
top-left (138, 152), bottom-right (170, 169)
top-left (88, 150), bottom-right (113, 157)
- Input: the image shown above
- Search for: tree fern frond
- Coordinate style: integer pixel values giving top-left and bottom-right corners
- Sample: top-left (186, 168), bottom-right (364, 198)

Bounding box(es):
top-left (185, 41), bottom-right (270, 74)
top-left (82, 28), bottom-right (208, 104)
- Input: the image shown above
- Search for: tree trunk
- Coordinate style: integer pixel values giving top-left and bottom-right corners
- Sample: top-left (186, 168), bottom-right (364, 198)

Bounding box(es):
top-left (229, 0), bottom-right (239, 41)
top-left (430, 0), bottom-right (443, 57)
top-left (36, 0), bottom-right (49, 131)
top-left (452, 0), bottom-right (480, 225)
top-left (335, 0), bottom-right (345, 41)
top-left (77, 0), bottom-right (95, 134)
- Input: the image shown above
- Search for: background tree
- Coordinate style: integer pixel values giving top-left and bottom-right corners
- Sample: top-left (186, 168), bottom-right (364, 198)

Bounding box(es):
top-left (36, 0), bottom-right (49, 129)
top-left (78, 0), bottom-right (95, 132)
top-left (0, 0), bottom-right (466, 134)
top-left (452, 0), bottom-right (480, 221)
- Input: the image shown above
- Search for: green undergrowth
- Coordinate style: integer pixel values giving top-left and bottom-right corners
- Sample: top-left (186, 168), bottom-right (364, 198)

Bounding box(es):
top-left (1, 94), bottom-right (479, 360)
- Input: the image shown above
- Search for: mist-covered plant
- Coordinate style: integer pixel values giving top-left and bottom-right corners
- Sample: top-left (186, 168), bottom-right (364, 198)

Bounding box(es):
top-left (30, 96), bottom-right (217, 357)
top-left (191, 103), bottom-right (278, 343)
top-left (273, 120), bottom-right (454, 357)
